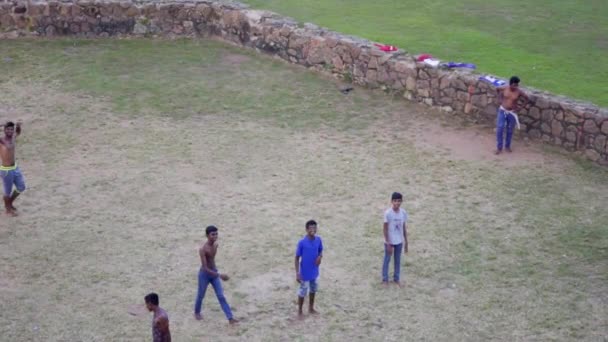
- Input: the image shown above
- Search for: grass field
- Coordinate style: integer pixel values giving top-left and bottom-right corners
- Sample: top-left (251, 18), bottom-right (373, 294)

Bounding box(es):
top-left (243, 0), bottom-right (608, 107)
top-left (0, 39), bottom-right (607, 341)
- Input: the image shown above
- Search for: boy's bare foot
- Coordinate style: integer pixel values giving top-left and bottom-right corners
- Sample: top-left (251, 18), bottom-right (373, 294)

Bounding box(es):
top-left (297, 312), bottom-right (304, 320)
top-left (382, 281), bottom-right (389, 287)
top-left (5, 209), bottom-right (17, 217)
top-left (229, 318), bottom-right (239, 325)
top-left (494, 149), bottom-right (502, 155)
top-left (393, 281), bottom-right (403, 287)
top-left (194, 313), bottom-right (203, 321)
top-left (309, 309), bottom-right (319, 315)
top-left (506, 147), bottom-right (512, 153)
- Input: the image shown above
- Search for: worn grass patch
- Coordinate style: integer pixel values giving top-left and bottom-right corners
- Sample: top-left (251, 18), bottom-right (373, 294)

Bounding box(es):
top-left (0, 39), bottom-right (606, 341)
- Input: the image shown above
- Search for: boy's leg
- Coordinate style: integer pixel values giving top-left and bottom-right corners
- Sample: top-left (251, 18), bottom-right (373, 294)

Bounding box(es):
top-left (297, 281), bottom-right (309, 316)
top-left (1, 170), bottom-right (16, 216)
top-left (393, 243), bottom-right (403, 283)
top-left (505, 114), bottom-right (516, 152)
top-left (194, 269), bottom-right (210, 319)
top-left (210, 275), bottom-right (235, 322)
top-left (382, 243), bottom-right (391, 283)
top-left (9, 167), bottom-right (25, 210)
top-left (495, 109), bottom-right (506, 153)
top-left (308, 279), bottom-right (319, 314)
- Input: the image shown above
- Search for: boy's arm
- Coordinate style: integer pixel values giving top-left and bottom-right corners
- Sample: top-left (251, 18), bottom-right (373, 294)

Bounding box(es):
top-left (515, 91), bottom-right (530, 112)
top-left (294, 255), bottom-right (301, 282)
top-left (295, 242), bottom-right (302, 282)
top-left (315, 239), bottom-right (323, 265)
top-left (403, 222), bottom-right (408, 253)
top-left (383, 222), bottom-right (389, 244)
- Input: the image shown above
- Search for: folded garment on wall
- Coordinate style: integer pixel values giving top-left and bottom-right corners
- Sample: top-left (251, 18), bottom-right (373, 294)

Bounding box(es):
top-left (479, 75), bottom-right (506, 87)
top-left (443, 62), bottom-right (476, 69)
top-left (373, 43), bottom-right (398, 52)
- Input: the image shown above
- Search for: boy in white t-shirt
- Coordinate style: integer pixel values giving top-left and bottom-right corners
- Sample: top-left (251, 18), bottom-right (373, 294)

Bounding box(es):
top-left (382, 192), bottom-right (408, 286)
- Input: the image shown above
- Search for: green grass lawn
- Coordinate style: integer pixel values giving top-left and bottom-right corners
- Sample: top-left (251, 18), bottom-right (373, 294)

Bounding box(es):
top-left (0, 39), bottom-right (607, 341)
top-left (243, 0), bottom-right (608, 107)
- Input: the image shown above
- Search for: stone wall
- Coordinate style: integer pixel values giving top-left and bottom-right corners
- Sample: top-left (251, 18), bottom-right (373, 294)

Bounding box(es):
top-left (2, 0), bottom-right (607, 165)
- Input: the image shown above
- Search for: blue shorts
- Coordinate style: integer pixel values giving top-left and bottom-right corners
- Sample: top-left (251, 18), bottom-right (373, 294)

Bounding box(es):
top-left (0, 165), bottom-right (26, 197)
top-left (297, 279), bottom-right (318, 297)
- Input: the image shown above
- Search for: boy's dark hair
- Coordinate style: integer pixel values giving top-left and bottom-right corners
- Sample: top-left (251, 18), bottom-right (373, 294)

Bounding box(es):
top-left (4, 121), bottom-right (14, 128)
top-left (305, 220), bottom-right (317, 228)
top-left (145, 293), bottom-right (159, 306)
top-left (509, 76), bottom-right (520, 85)
top-left (391, 192), bottom-right (403, 200)
top-left (206, 225), bottom-right (218, 236)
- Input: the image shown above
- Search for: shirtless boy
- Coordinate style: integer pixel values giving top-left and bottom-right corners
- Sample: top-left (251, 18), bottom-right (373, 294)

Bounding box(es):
top-left (193, 225), bottom-right (238, 324)
top-left (495, 76), bottom-right (529, 154)
top-left (0, 121), bottom-right (26, 216)
top-left (145, 293), bottom-right (171, 342)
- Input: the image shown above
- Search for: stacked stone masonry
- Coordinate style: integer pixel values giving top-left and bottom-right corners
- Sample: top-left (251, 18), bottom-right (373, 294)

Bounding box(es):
top-left (2, 0), bottom-right (607, 166)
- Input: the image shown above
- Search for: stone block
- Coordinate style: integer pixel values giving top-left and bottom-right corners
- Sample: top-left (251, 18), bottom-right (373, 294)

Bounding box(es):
top-left (565, 129), bottom-right (577, 143)
top-left (601, 122), bottom-right (608, 135)
top-left (528, 107), bottom-right (541, 120)
top-left (583, 119), bottom-right (599, 134)
top-left (439, 97), bottom-right (453, 105)
top-left (394, 61), bottom-right (413, 74)
top-left (529, 129), bottom-right (541, 139)
top-left (535, 96), bottom-right (550, 109)
top-left (418, 70), bottom-right (430, 80)
top-left (368, 57), bottom-right (378, 69)
top-left (443, 87), bottom-right (455, 98)
top-left (541, 109), bottom-right (554, 122)
top-left (551, 121), bottom-right (563, 137)
top-left (541, 123), bottom-right (551, 134)
top-left (595, 135), bottom-right (606, 152)
top-left (60, 3), bottom-right (72, 16)
top-left (405, 77), bottom-right (416, 91)
top-left (417, 89), bottom-right (430, 97)
top-left (378, 53), bottom-right (392, 65)
top-left (366, 69), bottom-right (377, 82)
top-left (0, 14), bottom-right (14, 28)
top-left (585, 149), bottom-right (601, 162)
top-left (126, 5), bottom-right (140, 17)
top-left (471, 94), bottom-right (487, 108)
top-left (45, 25), bottom-right (56, 36)
top-left (564, 111), bottom-right (579, 124)
top-left (416, 79), bottom-right (430, 89)
top-left (439, 76), bottom-right (450, 89)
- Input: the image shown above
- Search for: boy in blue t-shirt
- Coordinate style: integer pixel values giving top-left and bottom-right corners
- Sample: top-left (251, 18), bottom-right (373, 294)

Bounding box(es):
top-left (294, 219), bottom-right (324, 318)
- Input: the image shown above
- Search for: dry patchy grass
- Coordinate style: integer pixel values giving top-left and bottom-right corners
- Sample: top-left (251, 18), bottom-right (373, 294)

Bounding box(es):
top-left (0, 39), bottom-right (606, 341)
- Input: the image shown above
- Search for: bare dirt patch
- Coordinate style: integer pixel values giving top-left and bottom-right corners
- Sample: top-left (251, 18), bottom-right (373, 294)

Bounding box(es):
top-left (222, 52), bottom-right (252, 65)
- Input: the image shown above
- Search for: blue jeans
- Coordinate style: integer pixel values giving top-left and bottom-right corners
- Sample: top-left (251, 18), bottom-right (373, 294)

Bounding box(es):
top-left (194, 269), bottom-right (233, 320)
top-left (0, 166), bottom-right (26, 197)
top-left (382, 243), bottom-right (403, 282)
top-left (496, 108), bottom-right (516, 150)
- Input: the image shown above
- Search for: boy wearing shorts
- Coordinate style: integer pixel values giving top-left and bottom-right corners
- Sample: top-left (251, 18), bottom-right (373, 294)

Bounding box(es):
top-left (295, 219), bottom-right (324, 318)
